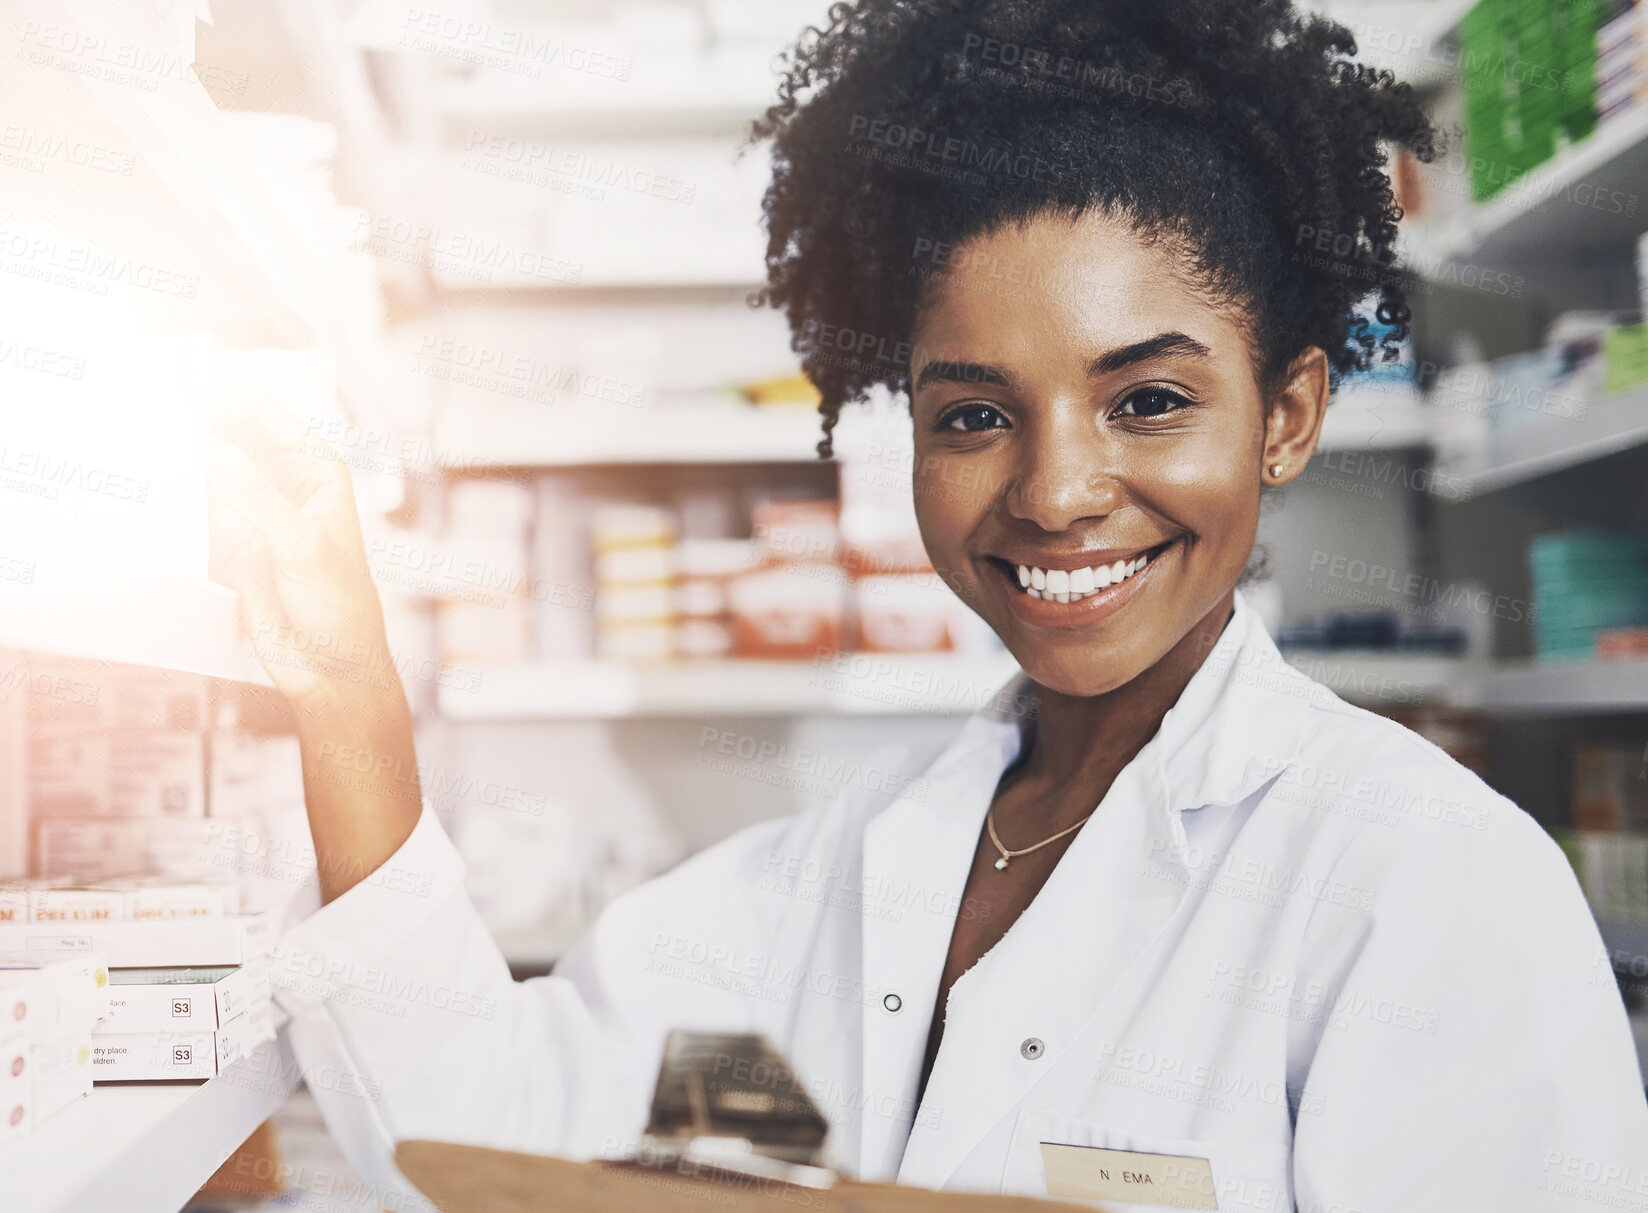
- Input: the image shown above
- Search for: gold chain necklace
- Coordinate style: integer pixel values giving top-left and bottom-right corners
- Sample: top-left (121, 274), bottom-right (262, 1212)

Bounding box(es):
top-left (985, 804), bottom-right (1094, 871)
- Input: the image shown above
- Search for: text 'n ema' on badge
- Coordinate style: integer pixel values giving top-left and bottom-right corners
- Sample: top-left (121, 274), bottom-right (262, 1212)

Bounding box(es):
top-left (1039, 1142), bottom-right (1218, 1210)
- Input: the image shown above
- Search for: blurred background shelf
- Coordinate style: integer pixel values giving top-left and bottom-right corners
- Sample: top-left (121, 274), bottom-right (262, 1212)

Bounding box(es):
top-left (1435, 384), bottom-right (1648, 495)
top-left (435, 401), bottom-right (826, 467)
top-left (10, 1032), bottom-right (300, 1213)
top-left (1410, 108), bottom-right (1648, 271)
top-left (1455, 659), bottom-right (1648, 716)
top-left (437, 653), bottom-right (1024, 719)
top-left (1279, 651), bottom-right (1468, 706)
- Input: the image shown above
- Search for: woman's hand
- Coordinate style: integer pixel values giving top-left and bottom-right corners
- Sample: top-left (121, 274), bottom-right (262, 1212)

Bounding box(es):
top-left (205, 391), bottom-right (395, 710)
top-left (205, 391), bottom-right (422, 902)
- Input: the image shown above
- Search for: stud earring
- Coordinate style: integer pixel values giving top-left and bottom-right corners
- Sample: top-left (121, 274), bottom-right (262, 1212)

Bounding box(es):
top-left (1268, 462), bottom-right (1285, 479)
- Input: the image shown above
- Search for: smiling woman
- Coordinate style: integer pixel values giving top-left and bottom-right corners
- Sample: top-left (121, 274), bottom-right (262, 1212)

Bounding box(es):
top-left (205, 1), bottom-right (1648, 1210)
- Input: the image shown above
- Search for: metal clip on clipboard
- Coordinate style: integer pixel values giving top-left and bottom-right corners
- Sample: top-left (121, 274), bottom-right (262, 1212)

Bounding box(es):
top-left (630, 1030), bottom-right (839, 1190)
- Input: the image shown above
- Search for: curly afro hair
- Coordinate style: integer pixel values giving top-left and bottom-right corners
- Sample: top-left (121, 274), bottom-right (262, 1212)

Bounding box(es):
top-left (748, 0), bottom-right (1437, 458)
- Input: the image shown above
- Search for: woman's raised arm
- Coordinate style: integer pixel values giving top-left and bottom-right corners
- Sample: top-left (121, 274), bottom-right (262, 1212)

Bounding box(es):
top-left (204, 391), bottom-right (420, 904)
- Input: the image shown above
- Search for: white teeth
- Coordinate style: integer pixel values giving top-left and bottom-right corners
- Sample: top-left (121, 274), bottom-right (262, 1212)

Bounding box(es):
top-left (1011, 548), bottom-right (1158, 602)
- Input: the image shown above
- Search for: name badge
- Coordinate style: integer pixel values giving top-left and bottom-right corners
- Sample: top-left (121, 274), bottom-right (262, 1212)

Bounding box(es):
top-left (1039, 1142), bottom-right (1218, 1209)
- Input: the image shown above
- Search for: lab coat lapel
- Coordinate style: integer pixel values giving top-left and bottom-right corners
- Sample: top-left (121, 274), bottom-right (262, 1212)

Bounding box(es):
top-left (895, 738), bottom-right (1193, 1190)
top-left (857, 707), bottom-right (1028, 1182)
top-left (895, 591), bottom-right (1308, 1191)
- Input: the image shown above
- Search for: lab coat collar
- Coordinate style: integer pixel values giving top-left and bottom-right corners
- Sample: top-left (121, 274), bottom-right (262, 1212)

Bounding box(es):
top-left (879, 589), bottom-right (1312, 1189)
top-left (982, 587), bottom-right (1310, 828)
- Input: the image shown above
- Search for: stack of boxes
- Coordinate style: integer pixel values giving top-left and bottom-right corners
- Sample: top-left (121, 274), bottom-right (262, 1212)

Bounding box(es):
top-left (432, 478), bottom-right (536, 665)
top-left (1560, 738), bottom-right (1648, 927)
top-left (26, 664), bottom-right (209, 877)
top-left (0, 886), bottom-right (274, 1084)
top-left (1597, 0), bottom-right (1647, 125)
top-left (727, 499), bottom-right (849, 660)
top-left (593, 505), bottom-right (679, 662)
top-left (1527, 531), bottom-right (1648, 659)
top-left (0, 954), bottom-right (108, 1139)
top-left (1459, 0), bottom-right (1602, 201)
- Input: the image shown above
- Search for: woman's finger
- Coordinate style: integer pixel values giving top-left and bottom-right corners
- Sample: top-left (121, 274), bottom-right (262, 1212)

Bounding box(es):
top-left (206, 387), bottom-right (352, 508)
top-left (206, 435), bottom-right (330, 578)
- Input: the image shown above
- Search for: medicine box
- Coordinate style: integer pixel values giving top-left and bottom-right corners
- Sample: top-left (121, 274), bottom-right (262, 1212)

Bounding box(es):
top-left (31, 815), bottom-right (236, 881)
top-left (1, 1034), bottom-right (25, 1087)
top-left (0, 888), bottom-right (26, 924)
top-left (0, 1083), bottom-right (28, 1140)
top-left (106, 878), bottom-right (241, 920)
top-left (0, 953), bottom-right (110, 1030)
top-left (91, 1000), bottom-right (274, 1081)
top-left (31, 1028), bottom-right (93, 1120)
top-left (24, 661), bottom-right (208, 732)
top-left (100, 964), bottom-right (270, 1033)
top-left (28, 732), bottom-right (206, 818)
top-left (28, 887), bottom-right (125, 923)
top-left (0, 914), bottom-right (271, 969)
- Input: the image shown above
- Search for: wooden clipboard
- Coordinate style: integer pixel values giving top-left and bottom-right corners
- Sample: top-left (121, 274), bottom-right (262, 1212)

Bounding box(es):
top-left (395, 1140), bottom-right (1109, 1213)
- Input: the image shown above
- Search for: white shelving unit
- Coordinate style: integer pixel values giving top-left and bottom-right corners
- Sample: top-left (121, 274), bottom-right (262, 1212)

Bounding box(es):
top-left (439, 652), bottom-right (1024, 719)
top-left (435, 399), bottom-right (824, 467)
top-left (1455, 658), bottom-right (1648, 716)
top-left (1409, 108), bottom-right (1648, 271)
top-left (1280, 651), bottom-right (1466, 706)
top-left (5, 1034), bottom-right (301, 1213)
top-left (435, 651), bottom-right (1648, 719)
top-left (1434, 384), bottom-right (1648, 496)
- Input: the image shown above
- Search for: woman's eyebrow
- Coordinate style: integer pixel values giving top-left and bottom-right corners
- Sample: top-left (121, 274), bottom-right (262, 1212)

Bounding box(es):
top-left (1089, 331), bottom-right (1212, 375)
top-left (913, 360), bottom-right (1016, 392)
top-left (913, 332), bottom-right (1212, 393)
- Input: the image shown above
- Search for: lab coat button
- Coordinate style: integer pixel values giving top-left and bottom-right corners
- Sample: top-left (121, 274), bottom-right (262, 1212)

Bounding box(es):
top-left (883, 993), bottom-right (902, 1013)
top-left (1020, 1037), bottom-right (1045, 1060)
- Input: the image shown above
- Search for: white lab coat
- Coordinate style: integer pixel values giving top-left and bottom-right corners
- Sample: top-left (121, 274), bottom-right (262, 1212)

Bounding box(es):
top-left (273, 590), bottom-right (1648, 1212)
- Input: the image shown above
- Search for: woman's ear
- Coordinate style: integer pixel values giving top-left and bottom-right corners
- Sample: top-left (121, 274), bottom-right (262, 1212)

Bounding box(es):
top-left (1260, 346), bottom-right (1330, 486)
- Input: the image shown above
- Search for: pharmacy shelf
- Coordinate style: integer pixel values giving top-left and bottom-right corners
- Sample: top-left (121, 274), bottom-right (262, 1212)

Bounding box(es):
top-left (1279, 650), bottom-right (1466, 706)
top-left (0, 565), bottom-right (270, 686)
top-left (439, 652), bottom-right (1648, 719)
top-left (1432, 384), bottom-right (1648, 496)
top-left (437, 401), bottom-right (828, 467)
top-left (6, 1031), bottom-right (300, 1213)
top-left (438, 653), bottom-right (1023, 719)
top-left (1316, 392), bottom-right (1434, 451)
top-left (1453, 658), bottom-right (1648, 716)
top-left (436, 58), bottom-right (777, 139)
top-left (1409, 108), bottom-right (1648, 271)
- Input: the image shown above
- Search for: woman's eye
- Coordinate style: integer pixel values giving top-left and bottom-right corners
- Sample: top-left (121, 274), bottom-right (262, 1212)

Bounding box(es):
top-left (1116, 387), bottom-right (1192, 418)
top-left (940, 402), bottom-right (1009, 432)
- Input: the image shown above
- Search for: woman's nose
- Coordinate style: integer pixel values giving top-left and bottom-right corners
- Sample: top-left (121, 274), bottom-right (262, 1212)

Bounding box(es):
top-left (1002, 418), bottom-right (1122, 532)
